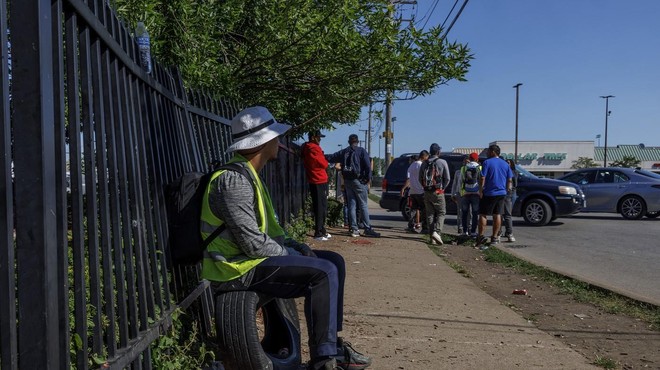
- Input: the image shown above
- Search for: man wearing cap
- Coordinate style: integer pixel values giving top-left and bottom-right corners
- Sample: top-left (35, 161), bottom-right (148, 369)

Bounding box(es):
top-left (325, 134), bottom-right (380, 238)
top-left (302, 130), bottom-right (331, 241)
top-left (201, 106), bottom-right (371, 370)
top-left (418, 143), bottom-right (450, 245)
top-left (457, 153), bottom-right (482, 237)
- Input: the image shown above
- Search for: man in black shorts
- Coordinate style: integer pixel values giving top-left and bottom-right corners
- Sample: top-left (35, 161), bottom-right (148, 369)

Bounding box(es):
top-left (475, 144), bottom-right (514, 248)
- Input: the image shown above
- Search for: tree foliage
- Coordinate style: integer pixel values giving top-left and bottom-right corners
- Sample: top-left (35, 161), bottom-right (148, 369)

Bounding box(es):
top-left (571, 157), bottom-right (598, 169)
top-left (610, 156), bottom-right (641, 168)
top-left (113, 0), bottom-right (472, 133)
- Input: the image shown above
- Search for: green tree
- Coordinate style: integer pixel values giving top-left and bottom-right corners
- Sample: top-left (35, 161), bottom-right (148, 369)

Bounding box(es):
top-left (113, 0), bottom-right (472, 133)
top-left (571, 157), bottom-right (598, 169)
top-left (610, 156), bottom-right (641, 168)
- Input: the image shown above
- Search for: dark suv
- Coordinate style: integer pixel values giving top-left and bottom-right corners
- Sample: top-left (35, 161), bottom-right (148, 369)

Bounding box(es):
top-left (379, 153), bottom-right (585, 226)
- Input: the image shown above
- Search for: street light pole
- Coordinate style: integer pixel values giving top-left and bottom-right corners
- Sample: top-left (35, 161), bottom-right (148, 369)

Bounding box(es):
top-left (513, 83), bottom-right (522, 164)
top-left (600, 95), bottom-right (614, 167)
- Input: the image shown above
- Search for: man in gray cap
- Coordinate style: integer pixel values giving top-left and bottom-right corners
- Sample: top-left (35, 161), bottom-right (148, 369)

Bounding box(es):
top-left (201, 107), bottom-right (371, 370)
top-left (326, 134), bottom-right (380, 238)
top-left (419, 143), bottom-right (450, 245)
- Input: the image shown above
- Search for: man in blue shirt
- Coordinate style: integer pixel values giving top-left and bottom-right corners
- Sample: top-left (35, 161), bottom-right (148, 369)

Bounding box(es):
top-left (326, 134), bottom-right (380, 238)
top-left (476, 144), bottom-right (514, 248)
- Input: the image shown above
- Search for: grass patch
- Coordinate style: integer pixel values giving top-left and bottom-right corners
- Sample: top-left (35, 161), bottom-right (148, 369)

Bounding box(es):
top-left (367, 193), bottom-right (380, 203)
top-left (481, 247), bottom-right (660, 331)
top-left (593, 355), bottom-right (618, 369)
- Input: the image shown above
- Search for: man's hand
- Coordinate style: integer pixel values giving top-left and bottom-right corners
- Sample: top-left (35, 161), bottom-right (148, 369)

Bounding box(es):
top-left (296, 244), bottom-right (317, 258)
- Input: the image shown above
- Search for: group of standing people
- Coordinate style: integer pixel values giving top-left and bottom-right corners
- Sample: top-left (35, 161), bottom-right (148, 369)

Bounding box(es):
top-left (404, 144), bottom-right (518, 248)
top-left (302, 132), bottom-right (381, 240)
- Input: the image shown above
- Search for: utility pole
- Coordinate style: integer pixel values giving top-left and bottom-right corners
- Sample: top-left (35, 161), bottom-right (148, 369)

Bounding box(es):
top-left (600, 95), bottom-right (614, 167)
top-left (367, 103), bottom-right (373, 155)
top-left (384, 92), bottom-right (393, 170)
top-left (383, 0), bottom-right (416, 172)
top-left (513, 83), bottom-right (522, 164)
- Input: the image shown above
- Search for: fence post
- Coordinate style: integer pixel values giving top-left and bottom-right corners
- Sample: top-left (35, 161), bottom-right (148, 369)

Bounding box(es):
top-left (10, 0), bottom-right (62, 367)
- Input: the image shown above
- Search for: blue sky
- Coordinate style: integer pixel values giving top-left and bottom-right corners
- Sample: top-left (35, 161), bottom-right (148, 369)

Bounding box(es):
top-left (313, 1), bottom-right (660, 158)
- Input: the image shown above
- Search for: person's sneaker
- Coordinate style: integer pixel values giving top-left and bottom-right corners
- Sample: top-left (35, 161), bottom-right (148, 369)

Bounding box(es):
top-left (506, 234), bottom-right (516, 242)
top-left (314, 235), bottom-right (329, 241)
top-left (350, 229), bottom-right (360, 238)
top-left (469, 232), bottom-right (478, 238)
top-left (490, 236), bottom-right (500, 245)
top-left (333, 338), bottom-right (372, 370)
top-left (457, 228), bottom-right (463, 235)
top-left (325, 233), bottom-right (332, 239)
top-left (414, 223), bottom-right (423, 233)
top-left (431, 231), bottom-right (443, 245)
top-left (309, 357), bottom-right (339, 370)
top-left (363, 228), bottom-right (381, 238)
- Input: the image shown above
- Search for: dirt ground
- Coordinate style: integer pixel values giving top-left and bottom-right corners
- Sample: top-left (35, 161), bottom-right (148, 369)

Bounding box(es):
top-left (438, 241), bottom-right (660, 370)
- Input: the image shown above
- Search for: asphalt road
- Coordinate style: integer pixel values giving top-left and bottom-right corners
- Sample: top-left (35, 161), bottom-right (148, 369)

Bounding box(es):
top-left (368, 198), bottom-right (660, 307)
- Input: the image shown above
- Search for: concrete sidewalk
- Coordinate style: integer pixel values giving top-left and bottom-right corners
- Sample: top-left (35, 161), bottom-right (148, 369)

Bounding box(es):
top-left (307, 200), bottom-right (598, 369)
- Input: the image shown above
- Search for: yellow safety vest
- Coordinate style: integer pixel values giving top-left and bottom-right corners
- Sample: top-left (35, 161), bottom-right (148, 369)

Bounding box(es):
top-left (200, 155), bottom-right (285, 282)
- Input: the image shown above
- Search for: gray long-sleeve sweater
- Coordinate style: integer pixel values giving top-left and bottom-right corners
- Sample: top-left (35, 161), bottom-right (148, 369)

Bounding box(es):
top-left (208, 168), bottom-right (289, 258)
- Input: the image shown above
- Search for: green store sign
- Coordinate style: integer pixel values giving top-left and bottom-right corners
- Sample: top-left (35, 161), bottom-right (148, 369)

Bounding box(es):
top-left (502, 153), bottom-right (567, 161)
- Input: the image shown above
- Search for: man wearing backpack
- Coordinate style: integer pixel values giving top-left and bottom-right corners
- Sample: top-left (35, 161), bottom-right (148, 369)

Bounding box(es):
top-left (301, 130), bottom-right (331, 241)
top-left (457, 152), bottom-right (481, 237)
top-left (418, 143), bottom-right (450, 245)
top-left (325, 134), bottom-right (380, 238)
top-left (201, 106), bottom-right (372, 370)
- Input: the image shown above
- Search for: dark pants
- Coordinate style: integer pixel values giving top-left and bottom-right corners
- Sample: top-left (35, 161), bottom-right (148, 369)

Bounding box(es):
top-left (309, 183), bottom-right (328, 237)
top-left (461, 194), bottom-right (480, 234)
top-left (245, 250), bottom-right (345, 358)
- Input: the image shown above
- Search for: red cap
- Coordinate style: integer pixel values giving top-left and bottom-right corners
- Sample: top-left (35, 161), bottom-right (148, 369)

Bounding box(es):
top-left (469, 152), bottom-right (479, 161)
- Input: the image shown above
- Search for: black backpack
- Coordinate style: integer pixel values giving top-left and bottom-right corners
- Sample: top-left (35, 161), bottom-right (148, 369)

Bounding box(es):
top-left (421, 158), bottom-right (439, 191)
top-left (342, 148), bottom-right (359, 180)
top-left (165, 162), bottom-right (251, 266)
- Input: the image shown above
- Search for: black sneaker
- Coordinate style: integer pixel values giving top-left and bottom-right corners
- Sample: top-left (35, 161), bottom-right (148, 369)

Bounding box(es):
top-left (309, 357), bottom-right (339, 370)
top-left (333, 338), bottom-right (372, 370)
top-left (474, 235), bottom-right (488, 248)
top-left (363, 228), bottom-right (380, 238)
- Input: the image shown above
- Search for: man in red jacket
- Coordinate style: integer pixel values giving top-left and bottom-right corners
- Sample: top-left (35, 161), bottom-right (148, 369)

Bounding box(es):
top-left (302, 130), bottom-right (332, 241)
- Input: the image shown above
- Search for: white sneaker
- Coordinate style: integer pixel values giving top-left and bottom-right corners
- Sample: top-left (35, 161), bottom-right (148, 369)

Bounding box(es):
top-left (324, 233), bottom-right (332, 239)
top-left (351, 229), bottom-right (360, 237)
top-left (507, 235), bottom-right (516, 242)
top-left (431, 232), bottom-right (443, 245)
top-left (314, 236), bottom-right (328, 241)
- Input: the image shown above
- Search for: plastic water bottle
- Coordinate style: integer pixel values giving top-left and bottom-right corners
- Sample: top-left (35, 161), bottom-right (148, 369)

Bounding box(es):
top-left (136, 22), bottom-right (152, 73)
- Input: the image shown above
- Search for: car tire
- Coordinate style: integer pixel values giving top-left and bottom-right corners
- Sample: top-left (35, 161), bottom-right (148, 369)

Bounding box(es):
top-left (215, 291), bottom-right (301, 370)
top-left (646, 211), bottom-right (660, 219)
top-left (522, 198), bottom-right (552, 226)
top-left (619, 195), bottom-right (646, 220)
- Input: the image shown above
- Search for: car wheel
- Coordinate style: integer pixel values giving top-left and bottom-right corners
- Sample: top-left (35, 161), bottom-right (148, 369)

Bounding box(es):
top-left (400, 197), bottom-right (412, 221)
top-left (522, 198), bottom-right (552, 226)
top-left (216, 291), bottom-right (301, 370)
top-left (646, 211), bottom-right (660, 219)
top-left (619, 195), bottom-right (646, 220)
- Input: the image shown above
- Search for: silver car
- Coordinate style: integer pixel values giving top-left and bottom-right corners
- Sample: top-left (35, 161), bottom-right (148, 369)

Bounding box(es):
top-left (559, 167), bottom-right (660, 220)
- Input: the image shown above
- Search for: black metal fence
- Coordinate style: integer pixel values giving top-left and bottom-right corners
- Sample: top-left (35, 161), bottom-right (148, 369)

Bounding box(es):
top-left (0, 0), bottom-right (306, 369)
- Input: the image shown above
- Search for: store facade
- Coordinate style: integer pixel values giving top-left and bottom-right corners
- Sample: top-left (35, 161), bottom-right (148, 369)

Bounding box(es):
top-left (454, 141), bottom-right (660, 178)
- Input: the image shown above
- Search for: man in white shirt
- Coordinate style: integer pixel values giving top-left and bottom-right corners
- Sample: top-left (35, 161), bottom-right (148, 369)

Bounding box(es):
top-left (401, 150), bottom-right (429, 232)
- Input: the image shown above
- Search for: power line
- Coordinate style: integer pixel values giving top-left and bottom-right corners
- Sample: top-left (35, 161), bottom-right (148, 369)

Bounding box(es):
top-left (420, 0), bottom-right (441, 30)
top-left (441, 0), bottom-right (461, 29)
top-left (443, 0), bottom-right (470, 38)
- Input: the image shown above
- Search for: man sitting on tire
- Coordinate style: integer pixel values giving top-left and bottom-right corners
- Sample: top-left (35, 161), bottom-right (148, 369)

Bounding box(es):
top-left (201, 106), bottom-right (372, 370)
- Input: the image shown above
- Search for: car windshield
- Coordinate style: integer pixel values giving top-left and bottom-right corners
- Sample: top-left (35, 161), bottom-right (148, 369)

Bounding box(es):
top-left (635, 169), bottom-right (660, 180)
top-left (515, 165), bottom-right (538, 179)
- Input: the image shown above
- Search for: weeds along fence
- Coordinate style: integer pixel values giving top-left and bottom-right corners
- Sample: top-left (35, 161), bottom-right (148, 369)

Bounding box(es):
top-left (0, 1), bottom-right (305, 369)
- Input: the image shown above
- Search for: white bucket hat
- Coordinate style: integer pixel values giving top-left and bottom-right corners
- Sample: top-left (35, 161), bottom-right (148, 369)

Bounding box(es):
top-left (227, 106), bottom-right (291, 153)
